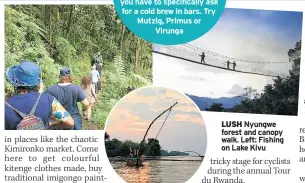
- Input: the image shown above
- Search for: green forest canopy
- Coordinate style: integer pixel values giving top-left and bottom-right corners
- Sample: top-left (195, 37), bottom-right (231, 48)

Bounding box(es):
top-left (105, 133), bottom-right (189, 157)
top-left (105, 137), bottom-right (162, 157)
top-left (5, 5), bottom-right (153, 129)
top-left (206, 41), bottom-right (301, 116)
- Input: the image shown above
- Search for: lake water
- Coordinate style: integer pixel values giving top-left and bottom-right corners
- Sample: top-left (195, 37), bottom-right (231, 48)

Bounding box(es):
top-left (110, 156), bottom-right (203, 183)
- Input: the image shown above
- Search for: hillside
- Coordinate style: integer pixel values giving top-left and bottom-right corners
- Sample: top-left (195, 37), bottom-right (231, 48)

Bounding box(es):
top-left (186, 94), bottom-right (242, 111)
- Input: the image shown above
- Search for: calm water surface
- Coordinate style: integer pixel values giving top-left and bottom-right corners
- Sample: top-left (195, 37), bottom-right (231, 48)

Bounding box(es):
top-left (110, 156), bottom-right (203, 183)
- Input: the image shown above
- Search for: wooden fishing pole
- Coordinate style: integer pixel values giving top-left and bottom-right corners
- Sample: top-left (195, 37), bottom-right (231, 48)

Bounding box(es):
top-left (139, 101), bottom-right (178, 149)
top-left (135, 101), bottom-right (178, 166)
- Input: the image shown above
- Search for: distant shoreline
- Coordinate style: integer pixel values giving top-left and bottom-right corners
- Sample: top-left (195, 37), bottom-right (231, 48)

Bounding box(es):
top-left (109, 156), bottom-right (204, 162)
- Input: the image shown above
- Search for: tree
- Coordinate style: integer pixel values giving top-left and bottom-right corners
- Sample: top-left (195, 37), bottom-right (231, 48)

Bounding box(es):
top-left (104, 132), bottom-right (110, 141)
top-left (160, 149), bottom-right (189, 156)
top-left (241, 87), bottom-right (260, 100)
top-left (105, 138), bottom-right (122, 157)
top-left (145, 138), bottom-right (161, 156)
top-left (228, 41), bottom-right (301, 116)
top-left (205, 41), bottom-right (301, 116)
top-left (205, 103), bottom-right (225, 112)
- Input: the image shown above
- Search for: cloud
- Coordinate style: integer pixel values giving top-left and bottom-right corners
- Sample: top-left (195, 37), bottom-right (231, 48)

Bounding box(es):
top-left (129, 128), bottom-right (146, 132)
top-left (128, 103), bottom-right (152, 119)
top-left (255, 9), bottom-right (274, 18)
top-left (180, 75), bottom-right (206, 81)
top-left (131, 122), bottom-right (148, 126)
top-left (155, 121), bottom-right (207, 154)
top-left (119, 114), bottom-right (125, 119)
top-left (136, 87), bottom-right (167, 97)
top-left (190, 8), bottom-right (302, 76)
top-left (227, 84), bottom-right (244, 95)
top-left (170, 114), bottom-right (203, 124)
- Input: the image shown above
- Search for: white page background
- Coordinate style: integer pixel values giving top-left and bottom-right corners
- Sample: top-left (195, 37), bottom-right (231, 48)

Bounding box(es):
top-left (1, 1), bottom-right (305, 183)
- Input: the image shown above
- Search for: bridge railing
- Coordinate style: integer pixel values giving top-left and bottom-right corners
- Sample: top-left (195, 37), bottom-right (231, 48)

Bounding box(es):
top-left (153, 44), bottom-right (288, 78)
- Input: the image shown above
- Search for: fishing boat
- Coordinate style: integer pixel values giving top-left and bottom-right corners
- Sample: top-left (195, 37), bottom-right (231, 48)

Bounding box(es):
top-left (125, 102), bottom-right (178, 168)
top-left (126, 158), bottom-right (144, 167)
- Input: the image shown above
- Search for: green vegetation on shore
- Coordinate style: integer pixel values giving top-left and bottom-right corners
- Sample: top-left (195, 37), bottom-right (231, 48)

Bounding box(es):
top-left (160, 150), bottom-right (189, 156)
top-left (105, 133), bottom-right (189, 157)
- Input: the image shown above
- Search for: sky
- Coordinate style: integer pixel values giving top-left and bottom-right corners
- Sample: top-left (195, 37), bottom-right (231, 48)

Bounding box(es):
top-left (153, 8), bottom-right (303, 98)
top-left (105, 87), bottom-right (207, 155)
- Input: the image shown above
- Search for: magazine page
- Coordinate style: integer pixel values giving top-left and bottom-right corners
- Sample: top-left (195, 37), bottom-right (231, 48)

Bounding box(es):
top-left (1, 0), bottom-right (305, 183)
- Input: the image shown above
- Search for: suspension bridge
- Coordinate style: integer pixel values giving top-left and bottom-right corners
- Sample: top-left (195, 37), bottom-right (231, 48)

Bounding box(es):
top-left (152, 44), bottom-right (296, 78)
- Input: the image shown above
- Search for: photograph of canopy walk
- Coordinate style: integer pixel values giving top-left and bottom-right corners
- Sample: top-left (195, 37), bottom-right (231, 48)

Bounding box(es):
top-left (153, 8), bottom-right (302, 116)
top-left (153, 43), bottom-right (296, 78)
top-left (105, 87), bottom-right (206, 183)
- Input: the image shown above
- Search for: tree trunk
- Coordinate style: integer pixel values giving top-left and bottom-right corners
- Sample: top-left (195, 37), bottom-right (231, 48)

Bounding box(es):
top-left (120, 23), bottom-right (125, 51)
top-left (48, 6), bottom-right (52, 54)
top-left (65, 5), bottom-right (74, 38)
top-left (139, 40), bottom-right (143, 68)
top-left (56, 6), bottom-right (60, 22)
top-left (127, 40), bottom-right (132, 64)
top-left (44, 5), bottom-right (47, 29)
top-left (135, 37), bottom-right (140, 71)
top-left (31, 5), bottom-right (33, 17)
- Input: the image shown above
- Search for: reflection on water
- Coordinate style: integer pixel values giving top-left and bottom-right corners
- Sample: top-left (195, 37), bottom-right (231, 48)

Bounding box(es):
top-left (111, 156), bottom-right (203, 183)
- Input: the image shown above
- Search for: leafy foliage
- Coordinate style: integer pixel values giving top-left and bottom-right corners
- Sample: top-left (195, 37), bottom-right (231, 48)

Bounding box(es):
top-left (205, 41), bottom-right (301, 116)
top-left (205, 103), bottom-right (225, 111)
top-left (160, 150), bottom-right (189, 156)
top-left (114, 55), bottom-right (126, 78)
top-left (105, 136), bottom-right (162, 157)
top-left (5, 5), bottom-right (152, 128)
top-left (145, 138), bottom-right (161, 156)
top-left (5, 7), bottom-right (60, 95)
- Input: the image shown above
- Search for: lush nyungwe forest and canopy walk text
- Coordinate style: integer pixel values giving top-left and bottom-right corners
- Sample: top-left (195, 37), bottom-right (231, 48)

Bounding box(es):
top-left (5, 5), bottom-right (153, 129)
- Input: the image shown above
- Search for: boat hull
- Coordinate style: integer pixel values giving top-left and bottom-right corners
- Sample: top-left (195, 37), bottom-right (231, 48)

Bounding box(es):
top-left (126, 159), bottom-right (143, 167)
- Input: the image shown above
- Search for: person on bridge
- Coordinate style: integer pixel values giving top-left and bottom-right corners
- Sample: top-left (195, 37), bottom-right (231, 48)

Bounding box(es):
top-left (232, 61), bottom-right (236, 71)
top-left (226, 60), bottom-right (231, 69)
top-left (200, 52), bottom-right (205, 64)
